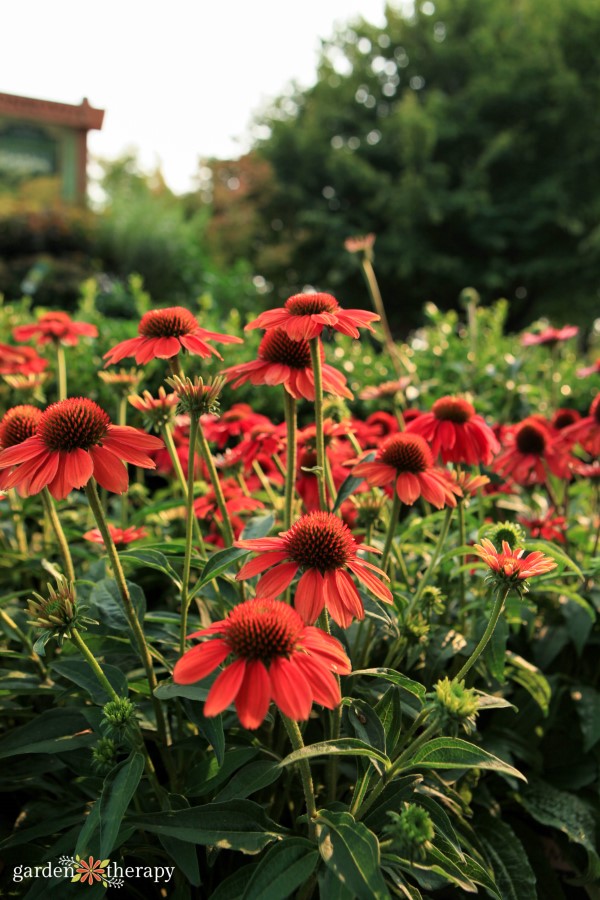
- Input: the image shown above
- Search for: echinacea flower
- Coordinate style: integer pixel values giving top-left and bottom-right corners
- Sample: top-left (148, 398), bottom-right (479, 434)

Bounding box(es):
top-left (245, 292), bottom-right (380, 341)
top-left (577, 358), bottom-right (600, 378)
top-left (473, 538), bottom-right (557, 592)
top-left (173, 598), bottom-right (351, 729)
top-left (359, 378), bottom-right (410, 401)
top-left (103, 306), bottom-right (242, 366)
top-left (521, 325), bottom-right (579, 347)
top-left (344, 233), bottom-right (376, 255)
top-left (406, 396), bottom-right (499, 466)
top-left (83, 524), bottom-right (148, 547)
top-left (201, 404), bottom-right (272, 449)
top-left (557, 392), bottom-right (600, 456)
top-left (0, 397), bottom-right (164, 499)
top-left (493, 417), bottom-right (572, 485)
top-left (0, 343), bottom-right (48, 376)
top-left (128, 386), bottom-right (180, 429)
top-left (235, 510), bottom-right (392, 628)
top-left (353, 433), bottom-right (462, 508)
top-left (222, 328), bottom-right (353, 400)
top-left (518, 509), bottom-right (567, 544)
top-left (0, 404), bottom-right (43, 491)
top-left (13, 311), bottom-right (98, 347)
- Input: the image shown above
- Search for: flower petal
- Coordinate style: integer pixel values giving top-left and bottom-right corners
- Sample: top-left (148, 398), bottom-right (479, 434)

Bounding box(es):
top-left (204, 658), bottom-right (247, 717)
top-left (89, 446), bottom-right (130, 494)
top-left (294, 568), bottom-right (326, 624)
top-left (173, 639), bottom-right (230, 683)
top-left (235, 660), bottom-right (271, 729)
top-left (269, 657), bottom-right (313, 720)
top-left (255, 562), bottom-right (298, 598)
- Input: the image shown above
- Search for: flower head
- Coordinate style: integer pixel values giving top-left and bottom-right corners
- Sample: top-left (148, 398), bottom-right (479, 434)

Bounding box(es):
top-left (521, 324), bottom-right (578, 347)
top-left (344, 233), bottom-right (376, 256)
top-left (493, 417), bottom-right (572, 485)
top-left (245, 292), bottom-right (379, 341)
top-left (83, 524), bottom-right (148, 548)
top-left (166, 373), bottom-right (226, 417)
top-left (236, 510), bottom-right (392, 628)
top-left (353, 433), bottom-right (462, 508)
top-left (13, 311), bottom-right (98, 347)
top-left (518, 509), bottom-right (567, 544)
top-left (98, 367), bottom-right (143, 393)
top-left (473, 538), bottom-right (557, 593)
top-left (0, 405), bottom-right (42, 449)
top-left (577, 358), bottom-right (600, 378)
top-left (222, 328), bottom-right (352, 400)
top-left (0, 343), bottom-right (48, 376)
top-left (359, 378), bottom-right (410, 401)
top-left (557, 392), bottom-right (600, 456)
top-left (128, 386), bottom-right (180, 429)
top-left (103, 306), bottom-right (242, 366)
top-left (405, 396), bottom-right (499, 466)
top-left (27, 576), bottom-right (96, 647)
top-left (0, 397), bottom-right (164, 499)
top-left (174, 598), bottom-right (351, 729)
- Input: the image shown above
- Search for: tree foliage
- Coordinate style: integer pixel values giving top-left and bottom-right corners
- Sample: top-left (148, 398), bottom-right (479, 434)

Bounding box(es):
top-left (249, 0), bottom-right (600, 330)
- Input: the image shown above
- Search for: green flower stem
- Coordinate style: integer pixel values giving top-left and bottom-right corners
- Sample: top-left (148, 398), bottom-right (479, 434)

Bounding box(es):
top-left (309, 338), bottom-right (328, 512)
top-left (281, 715), bottom-right (318, 839)
top-left (161, 422), bottom-right (206, 556)
top-left (118, 396), bottom-right (129, 528)
top-left (283, 391), bottom-right (297, 531)
top-left (360, 256), bottom-right (414, 378)
top-left (0, 608), bottom-right (47, 679)
top-left (455, 586), bottom-right (510, 683)
top-left (457, 492), bottom-right (467, 629)
top-left (180, 416), bottom-right (199, 656)
top-left (56, 343), bottom-right (67, 400)
top-left (252, 460), bottom-right (280, 509)
top-left (70, 627), bottom-right (120, 702)
top-left (406, 506), bottom-right (454, 618)
top-left (84, 479), bottom-right (169, 750)
top-left (40, 488), bottom-right (75, 584)
top-left (195, 420), bottom-right (235, 547)
top-left (381, 491), bottom-right (401, 573)
top-left (7, 489), bottom-right (28, 556)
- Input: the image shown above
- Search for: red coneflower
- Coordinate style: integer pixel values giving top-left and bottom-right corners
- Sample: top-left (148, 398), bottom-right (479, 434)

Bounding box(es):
top-left (174, 598), bottom-right (351, 729)
top-left (474, 538), bottom-right (557, 590)
top-left (194, 478), bottom-right (265, 544)
top-left (0, 404), bottom-right (43, 492)
top-left (558, 392), bottom-right (600, 456)
top-left (518, 509), bottom-right (567, 544)
top-left (0, 397), bottom-right (164, 499)
top-left (103, 306), bottom-right (242, 366)
top-left (245, 292), bottom-right (379, 341)
top-left (353, 433), bottom-right (462, 508)
top-left (405, 396), bottom-right (499, 466)
top-left (0, 343), bottom-right (48, 376)
top-left (83, 524), bottom-right (148, 547)
top-left (359, 378), bottom-right (410, 401)
top-left (222, 328), bottom-right (353, 401)
top-left (521, 325), bottom-right (579, 347)
top-left (236, 511), bottom-right (392, 628)
top-left (550, 408), bottom-right (581, 432)
top-left (493, 417), bottom-right (572, 485)
top-left (13, 311), bottom-right (98, 347)
top-left (201, 405), bottom-right (271, 449)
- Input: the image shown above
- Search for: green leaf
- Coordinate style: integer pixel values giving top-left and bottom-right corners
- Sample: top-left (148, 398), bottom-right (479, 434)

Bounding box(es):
top-left (279, 738), bottom-right (390, 770)
top-left (210, 865), bottom-right (257, 900)
top-left (241, 514), bottom-right (275, 540)
top-left (526, 539), bottom-right (584, 580)
top-left (408, 737), bottom-right (526, 781)
top-left (89, 577), bottom-right (146, 642)
top-left (242, 837), bottom-right (319, 900)
top-left (474, 690), bottom-right (516, 712)
top-left (477, 814), bottom-right (536, 900)
top-left (505, 652), bottom-right (551, 715)
top-left (318, 866), bottom-right (356, 900)
top-left (318, 810), bottom-right (390, 900)
top-left (485, 614), bottom-right (508, 683)
top-left (352, 669), bottom-right (426, 703)
top-left (186, 747), bottom-right (259, 796)
top-left (126, 800), bottom-right (286, 854)
top-left (345, 699), bottom-right (387, 771)
top-left (374, 687), bottom-right (403, 753)
top-left (195, 546), bottom-right (248, 590)
top-left (333, 453), bottom-right (375, 511)
top-left (76, 752), bottom-right (145, 858)
top-left (51, 658), bottom-right (127, 704)
top-left (159, 794), bottom-right (202, 887)
top-left (572, 685), bottom-right (600, 752)
top-left (154, 680), bottom-right (210, 702)
top-left (215, 761), bottom-right (281, 802)
top-left (0, 708), bottom-right (95, 759)
top-left (183, 699), bottom-right (225, 766)
top-left (517, 779), bottom-right (600, 879)
top-left (363, 776), bottom-right (423, 832)
top-left (120, 548), bottom-right (182, 586)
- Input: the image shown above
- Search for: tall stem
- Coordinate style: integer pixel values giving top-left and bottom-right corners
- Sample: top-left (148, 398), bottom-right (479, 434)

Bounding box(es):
top-left (309, 338), bottom-right (328, 511)
top-left (196, 421), bottom-right (235, 547)
top-left (161, 421), bottom-right (206, 555)
top-left (71, 627), bottom-right (120, 702)
top-left (0, 608), bottom-right (47, 678)
top-left (84, 479), bottom-right (168, 748)
top-left (180, 416), bottom-right (199, 656)
top-left (41, 488), bottom-right (75, 583)
top-left (455, 587), bottom-right (510, 682)
top-left (406, 506), bottom-right (453, 617)
top-left (283, 391), bottom-right (297, 531)
top-left (8, 489), bottom-right (28, 555)
top-left (360, 258), bottom-right (414, 377)
top-left (281, 715), bottom-right (318, 840)
top-left (56, 343), bottom-right (67, 400)
top-left (118, 396), bottom-right (128, 528)
top-left (381, 491), bottom-right (401, 573)
top-left (457, 495), bottom-right (467, 629)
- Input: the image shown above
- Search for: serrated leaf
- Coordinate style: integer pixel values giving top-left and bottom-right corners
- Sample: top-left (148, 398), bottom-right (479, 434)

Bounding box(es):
top-left (126, 800), bottom-right (286, 854)
top-left (76, 753), bottom-right (145, 858)
top-left (477, 814), bottom-right (536, 900)
top-left (51, 658), bottom-right (127, 704)
top-left (317, 810), bottom-right (390, 900)
top-left (279, 738), bottom-right (390, 770)
top-left (408, 737), bottom-right (526, 780)
top-left (242, 837), bottom-right (318, 900)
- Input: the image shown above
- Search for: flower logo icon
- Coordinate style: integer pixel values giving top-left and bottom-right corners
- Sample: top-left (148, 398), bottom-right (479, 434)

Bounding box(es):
top-left (72, 856), bottom-right (109, 886)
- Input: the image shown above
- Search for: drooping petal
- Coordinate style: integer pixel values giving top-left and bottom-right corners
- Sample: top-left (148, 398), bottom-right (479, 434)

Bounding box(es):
top-left (294, 568), bottom-right (326, 624)
top-left (322, 570), bottom-right (354, 628)
top-left (89, 445), bottom-right (129, 494)
top-left (269, 657), bottom-right (313, 720)
top-left (204, 658), bottom-right (247, 717)
top-left (347, 561), bottom-right (393, 604)
top-left (237, 551), bottom-right (289, 580)
top-left (255, 562), bottom-right (298, 598)
top-left (173, 639), bottom-right (230, 683)
top-left (150, 336), bottom-right (182, 359)
top-left (395, 472), bottom-right (421, 505)
top-left (235, 660), bottom-right (271, 729)
top-left (294, 654), bottom-right (341, 708)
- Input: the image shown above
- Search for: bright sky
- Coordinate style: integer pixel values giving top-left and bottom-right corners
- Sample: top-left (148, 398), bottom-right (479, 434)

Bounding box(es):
top-left (4, 0), bottom-right (391, 193)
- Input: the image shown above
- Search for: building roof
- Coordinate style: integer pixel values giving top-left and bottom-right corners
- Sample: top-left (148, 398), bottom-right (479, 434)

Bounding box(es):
top-left (0, 92), bottom-right (104, 130)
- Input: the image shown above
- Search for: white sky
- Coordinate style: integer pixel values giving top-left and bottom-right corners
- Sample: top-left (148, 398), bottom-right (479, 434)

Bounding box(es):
top-left (3, 0), bottom-right (390, 193)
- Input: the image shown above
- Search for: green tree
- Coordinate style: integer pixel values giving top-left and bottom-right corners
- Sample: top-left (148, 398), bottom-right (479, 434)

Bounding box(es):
top-left (252, 0), bottom-right (600, 331)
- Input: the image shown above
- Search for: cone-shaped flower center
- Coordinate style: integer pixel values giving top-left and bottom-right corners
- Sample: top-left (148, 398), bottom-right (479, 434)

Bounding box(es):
top-left (592, 394), bottom-right (600, 425)
top-left (552, 409), bottom-right (579, 430)
top-left (259, 329), bottom-right (312, 368)
top-left (224, 599), bottom-right (303, 663)
top-left (39, 398), bottom-right (111, 452)
top-left (138, 307), bottom-right (197, 338)
top-left (515, 423), bottom-right (546, 455)
top-left (379, 433), bottom-right (432, 473)
top-left (432, 396), bottom-right (474, 423)
top-left (285, 511), bottom-right (355, 571)
top-left (285, 293), bottom-right (339, 316)
top-left (0, 405), bottom-right (42, 448)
